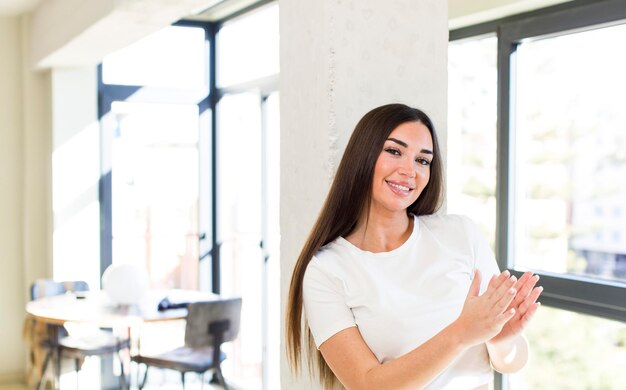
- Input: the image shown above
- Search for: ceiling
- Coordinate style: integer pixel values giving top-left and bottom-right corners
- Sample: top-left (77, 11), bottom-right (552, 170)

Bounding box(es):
top-left (0, 0), bottom-right (263, 21)
top-left (1, 0), bottom-right (575, 27)
top-left (0, 0), bottom-right (42, 16)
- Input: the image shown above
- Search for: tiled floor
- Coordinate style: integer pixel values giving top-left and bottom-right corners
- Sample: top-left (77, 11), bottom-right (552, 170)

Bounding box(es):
top-left (0, 381), bottom-right (225, 390)
top-left (0, 370), bottom-right (224, 390)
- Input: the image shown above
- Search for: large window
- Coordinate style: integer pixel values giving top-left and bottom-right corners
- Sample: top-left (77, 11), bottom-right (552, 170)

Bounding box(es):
top-left (215, 4), bottom-right (280, 388)
top-left (449, 0), bottom-right (626, 388)
top-left (98, 2), bottom-right (279, 389)
top-left (512, 22), bottom-right (626, 283)
top-left (100, 25), bottom-right (211, 291)
top-left (447, 36), bottom-right (497, 249)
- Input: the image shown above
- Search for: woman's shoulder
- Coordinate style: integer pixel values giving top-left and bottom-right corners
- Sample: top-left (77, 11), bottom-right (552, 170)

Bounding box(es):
top-left (303, 239), bottom-right (356, 290)
top-left (306, 237), bottom-right (353, 271)
top-left (417, 213), bottom-right (476, 228)
top-left (416, 213), bottom-right (481, 238)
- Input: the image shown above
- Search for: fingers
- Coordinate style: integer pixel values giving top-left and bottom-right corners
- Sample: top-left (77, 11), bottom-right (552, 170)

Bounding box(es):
top-left (496, 307), bottom-right (517, 326)
top-left (507, 285), bottom-right (543, 333)
top-left (487, 270), bottom-right (511, 293)
top-left (517, 286), bottom-right (543, 315)
top-left (492, 281), bottom-right (517, 314)
top-left (517, 301), bottom-right (541, 329)
top-left (513, 272), bottom-right (533, 293)
top-left (508, 273), bottom-right (540, 309)
top-left (517, 273), bottom-right (539, 297)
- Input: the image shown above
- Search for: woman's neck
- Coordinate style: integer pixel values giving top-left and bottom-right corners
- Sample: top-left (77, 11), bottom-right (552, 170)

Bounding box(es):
top-left (346, 211), bottom-right (413, 253)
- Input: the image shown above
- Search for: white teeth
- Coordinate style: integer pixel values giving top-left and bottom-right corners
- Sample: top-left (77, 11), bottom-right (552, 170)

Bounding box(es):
top-left (387, 181), bottom-right (410, 191)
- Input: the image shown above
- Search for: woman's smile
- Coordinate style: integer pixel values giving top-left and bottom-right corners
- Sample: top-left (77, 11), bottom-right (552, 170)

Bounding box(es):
top-left (385, 180), bottom-right (414, 196)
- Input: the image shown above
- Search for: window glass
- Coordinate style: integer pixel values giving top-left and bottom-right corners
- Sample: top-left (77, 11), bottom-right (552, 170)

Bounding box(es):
top-left (111, 101), bottom-right (200, 289)
top-left (448, 36), bottom-right (498, 249)
top-left (102, 26), bottom-right (208, 89)
top-left (509, 306), bottom-right (626, 389)
top-left (513, 23), bottom-right (626, 282)
top-left (217, 92), bottom-right (263, 388)
top-left (217, 2), bottom-right (279, 87)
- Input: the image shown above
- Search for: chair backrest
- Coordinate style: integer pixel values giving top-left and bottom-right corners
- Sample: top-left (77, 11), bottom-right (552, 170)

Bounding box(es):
top-left (184, 298), bottom-right (242, 349)
top-left (30, 280), bottom-right (90, 300)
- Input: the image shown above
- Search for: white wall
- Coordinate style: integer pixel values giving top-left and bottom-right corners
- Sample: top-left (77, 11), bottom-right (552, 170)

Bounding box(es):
top-left (0, 15), bottom-right (27, 381)
top-left (279, 0), bottom-right (448, 388)
top-left (51, 67), bottom-right (101, 291)
top-left (0, 14), bottom-right (52, 382)
top-left (21, 14), bottom-right (53, 308)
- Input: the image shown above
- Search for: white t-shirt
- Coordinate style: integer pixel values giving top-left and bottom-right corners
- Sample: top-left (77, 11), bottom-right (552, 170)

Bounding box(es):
top-left (303, 214), bottom-right (500, 389)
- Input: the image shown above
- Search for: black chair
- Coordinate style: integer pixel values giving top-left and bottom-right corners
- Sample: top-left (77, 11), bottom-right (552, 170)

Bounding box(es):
top-left (132, 297), bottom-right (242, 390)
top-left (30, 279), bottom-right (130, 390)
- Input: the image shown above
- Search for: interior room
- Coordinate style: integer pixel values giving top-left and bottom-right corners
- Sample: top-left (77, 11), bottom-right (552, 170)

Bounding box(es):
top-left (1, 0), bottom-right (625, 389)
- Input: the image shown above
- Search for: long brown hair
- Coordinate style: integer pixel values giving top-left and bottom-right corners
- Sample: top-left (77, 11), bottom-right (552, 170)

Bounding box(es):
top-left (285, 103), bottom-right (445, 388)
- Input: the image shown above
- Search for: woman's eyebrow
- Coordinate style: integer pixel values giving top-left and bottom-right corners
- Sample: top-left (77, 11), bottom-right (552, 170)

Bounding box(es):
top-left (387, 137), bottom-right (433, 154)
top-left (387, 137), bottom-right (408, 147)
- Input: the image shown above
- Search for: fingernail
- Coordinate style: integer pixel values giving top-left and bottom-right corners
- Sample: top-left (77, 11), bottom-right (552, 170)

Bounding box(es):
top-left (538, 286), bottom-right (544, 292)
top-left (510, 308), bottom-right (516, 314)
top-left (509, 288), bottom-right (516, 295)
top-left (503, 270), bottom-right (510, 277)
top-left (510, 276), bottom-right (517, 283)
top-left (534, 275), bottom-right (540, 281)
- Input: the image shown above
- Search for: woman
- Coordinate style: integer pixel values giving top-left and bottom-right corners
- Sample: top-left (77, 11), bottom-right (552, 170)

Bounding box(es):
top-left (286, 103), bottom-right (542, 389)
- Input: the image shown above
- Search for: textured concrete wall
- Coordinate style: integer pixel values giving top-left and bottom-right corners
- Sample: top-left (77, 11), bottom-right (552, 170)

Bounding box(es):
top-left (279, 0), bottom-right (448, 388)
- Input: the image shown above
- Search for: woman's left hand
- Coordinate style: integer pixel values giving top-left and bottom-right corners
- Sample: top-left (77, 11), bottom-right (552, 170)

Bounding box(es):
top-left (488, 271), bottom-right (542, 344)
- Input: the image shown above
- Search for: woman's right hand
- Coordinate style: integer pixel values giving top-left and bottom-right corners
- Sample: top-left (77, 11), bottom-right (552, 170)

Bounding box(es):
top-left (452, 269), bottom-right (518, 348)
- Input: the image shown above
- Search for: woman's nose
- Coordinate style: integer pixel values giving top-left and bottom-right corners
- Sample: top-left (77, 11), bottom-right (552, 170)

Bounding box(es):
top-left (398, 159), bottom-right (416, 177)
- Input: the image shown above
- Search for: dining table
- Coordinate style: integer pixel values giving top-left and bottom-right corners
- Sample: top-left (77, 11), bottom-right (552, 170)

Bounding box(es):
top-left (26, 288), bottom-right (219, 327)
top-left (25, 288), bottom-right (220, 389)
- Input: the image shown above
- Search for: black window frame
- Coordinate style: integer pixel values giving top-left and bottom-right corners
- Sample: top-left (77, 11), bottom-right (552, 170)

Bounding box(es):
top-left (451, 2), bottom-right (626, 389)
top-left (450, 0), bottom-right (626, 325)
top-left (98, 21), bottom-right (219, 291)
top-left (97, 1), bottom-right (277, 295)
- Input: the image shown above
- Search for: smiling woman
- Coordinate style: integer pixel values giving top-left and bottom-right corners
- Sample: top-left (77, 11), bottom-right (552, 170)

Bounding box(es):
top-left (286, 103), bottom-right (543, 390)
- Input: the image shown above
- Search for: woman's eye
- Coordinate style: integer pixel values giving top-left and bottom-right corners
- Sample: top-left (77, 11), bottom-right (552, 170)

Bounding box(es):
top-left (416, 158), bottom-right (431, 166)
top-left (385, 148), bottom-right (401, 156)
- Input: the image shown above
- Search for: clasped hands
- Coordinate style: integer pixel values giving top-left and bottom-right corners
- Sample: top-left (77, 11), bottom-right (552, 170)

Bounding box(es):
top-left (454, 269), bottom-right (543, 348)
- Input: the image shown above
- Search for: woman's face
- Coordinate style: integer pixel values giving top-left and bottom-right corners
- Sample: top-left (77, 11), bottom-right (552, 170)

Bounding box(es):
top-left (370, 121), bottom-right (433, 217)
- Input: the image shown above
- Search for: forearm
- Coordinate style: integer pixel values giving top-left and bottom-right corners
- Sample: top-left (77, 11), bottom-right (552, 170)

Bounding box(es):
top-left (322, 270), bottom-right (522, 390)
top-left (360, 323), bottom-right (468, 390)
top-left (486, 334), bottom-right (529, 373)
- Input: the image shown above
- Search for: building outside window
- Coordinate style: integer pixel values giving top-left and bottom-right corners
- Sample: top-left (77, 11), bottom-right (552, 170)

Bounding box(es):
top-left (449, 1), bottom-right (626, 388)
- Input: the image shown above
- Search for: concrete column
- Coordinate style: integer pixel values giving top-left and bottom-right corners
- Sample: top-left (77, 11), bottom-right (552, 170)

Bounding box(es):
top-left (279, 0), bottom-right (448, 388)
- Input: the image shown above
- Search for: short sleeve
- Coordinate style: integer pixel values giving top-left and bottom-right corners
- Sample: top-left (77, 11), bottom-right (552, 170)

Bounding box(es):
top-left (463, 217), bottom-right (501, 294)
top-left (303, 258), bottom-right (356, 348)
